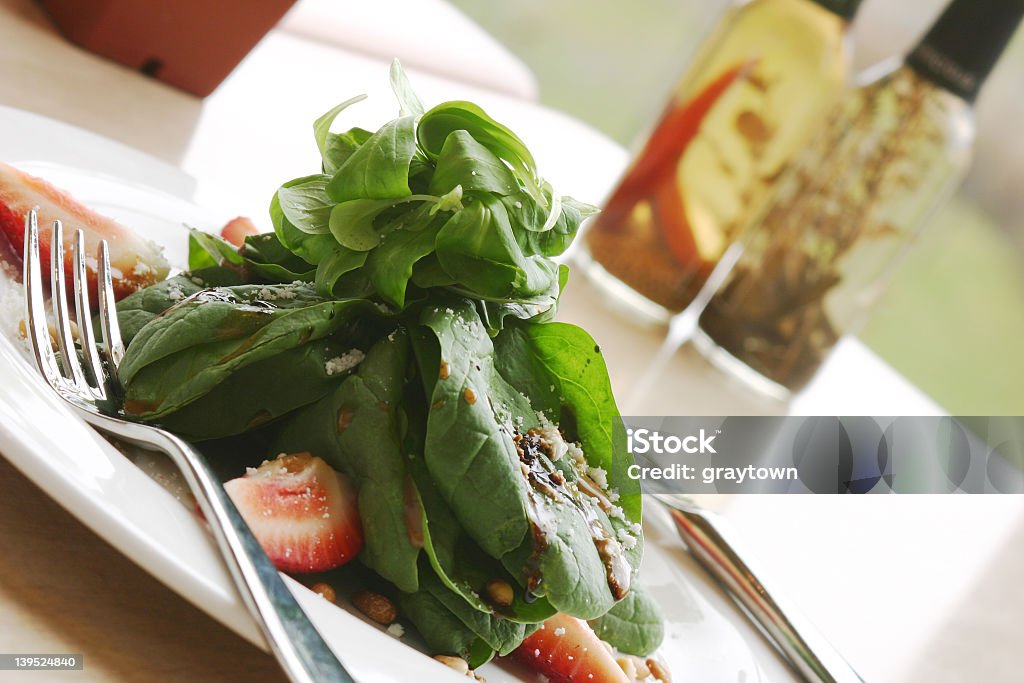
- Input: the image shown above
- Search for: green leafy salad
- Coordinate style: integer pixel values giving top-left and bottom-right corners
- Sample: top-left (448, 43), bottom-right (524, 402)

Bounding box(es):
top-left (111, 62), bottom-right (663, 672)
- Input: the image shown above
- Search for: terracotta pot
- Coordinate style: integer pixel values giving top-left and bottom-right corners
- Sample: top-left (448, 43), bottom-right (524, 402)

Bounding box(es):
top-left (40, 0), bottom-right (298, 97)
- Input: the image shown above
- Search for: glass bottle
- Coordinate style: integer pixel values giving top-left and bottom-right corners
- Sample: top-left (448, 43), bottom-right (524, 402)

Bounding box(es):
top-left (581, 0), bottom-right (863, 318)
top-left (696, 0), bottom-right (1024, 394)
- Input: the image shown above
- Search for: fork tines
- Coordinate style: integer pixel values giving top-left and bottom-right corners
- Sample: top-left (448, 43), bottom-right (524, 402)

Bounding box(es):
top-left (23, 209), bottom-right (124, 402)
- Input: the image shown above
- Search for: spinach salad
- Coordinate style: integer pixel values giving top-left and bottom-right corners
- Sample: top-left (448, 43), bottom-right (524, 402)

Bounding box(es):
top-left (112, 62), bottom-right (663, 669)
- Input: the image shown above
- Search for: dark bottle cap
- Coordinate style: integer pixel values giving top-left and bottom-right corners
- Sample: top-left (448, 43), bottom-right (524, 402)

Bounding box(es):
top-left (810, 0), bottom-right (864, 21)
top-left (908, 0), bottom-right (1024, 102)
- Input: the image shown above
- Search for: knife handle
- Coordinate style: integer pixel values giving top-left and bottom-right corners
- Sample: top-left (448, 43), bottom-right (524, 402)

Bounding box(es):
top-left (663, 501), bottom-right (864, 683)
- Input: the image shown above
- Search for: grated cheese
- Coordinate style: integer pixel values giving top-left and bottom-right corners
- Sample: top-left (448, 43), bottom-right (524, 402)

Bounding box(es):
top-left (324, 349), bottom-right (365, 376)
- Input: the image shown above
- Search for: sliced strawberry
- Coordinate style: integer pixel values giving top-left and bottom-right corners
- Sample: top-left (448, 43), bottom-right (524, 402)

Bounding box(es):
top-left (224, 453), bottom-right (363, 574)
top-left (220, 216), bottom-right (261, 247)
top-left (0, 205), bottom-right (19, 279)
top-left (0, 162), bottom-right (170, 303)
top-left (513, 613), bottom-right (629, 683)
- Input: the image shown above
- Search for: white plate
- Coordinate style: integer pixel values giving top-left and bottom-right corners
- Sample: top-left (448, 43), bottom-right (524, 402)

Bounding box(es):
top-left (0, 118), bottom-right (791, 683)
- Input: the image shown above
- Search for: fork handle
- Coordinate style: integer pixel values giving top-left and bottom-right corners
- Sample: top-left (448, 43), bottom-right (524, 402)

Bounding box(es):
top-left (663, 502), bottom-right (863, 683)
top-left (140, 429), bottom-right (355, 683)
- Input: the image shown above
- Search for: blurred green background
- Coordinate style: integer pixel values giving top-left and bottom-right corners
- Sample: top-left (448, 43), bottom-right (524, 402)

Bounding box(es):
top-left (451, 0), bottom-right (1024, 413)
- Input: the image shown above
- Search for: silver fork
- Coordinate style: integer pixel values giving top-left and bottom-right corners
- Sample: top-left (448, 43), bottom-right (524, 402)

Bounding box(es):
top-left (21, 209), bottom-right (356, 683)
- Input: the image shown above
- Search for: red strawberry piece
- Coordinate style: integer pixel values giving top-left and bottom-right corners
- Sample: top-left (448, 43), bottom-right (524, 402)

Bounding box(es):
top-left (220, 216), bottom-right (260, 247)
top-left (0, 162), bottom-right (170, 304)
top-left (224, 452), bottom-right (363, 574)
top-left (513, 613), bottom-right (629, 683)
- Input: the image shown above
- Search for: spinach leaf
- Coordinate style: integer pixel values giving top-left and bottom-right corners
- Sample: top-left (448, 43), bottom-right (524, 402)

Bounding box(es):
top-left (417, 101), bottom-right (542, 203)
top-left (418, 302), bottom-right (629, 619)
top-left (314, 247), bottom-right (368, 296)
top-left (241, 232), bottom-right (315, 283)
top-left (364, 221), bottom-right (442, 309)
top-left (187, 266), bottom-right (247, 287)
top-left (420, 570), bottom-right (539, 655)
top-left (428, 130), bottom-right (518, 196)
top-left (469, 263), bottom-right (567, 337)
top-left (492, 326), bottom-right (561, 419)
top-left (112, 275), bottom-right (204, 344)
top-left (506, 194), bottom-right (597, 257)
top-left (270, 331), bottom-right (422, 593)
top-left (410, 255), bottom-right (457, 289)
top-left (156, 337), bottom-right (353, 440)
top-left (272, 176), bottom-right (339, 265)
top-left (328, 198), bottom-right (394, 251)
top-left (589, 585), bottom-right (664, 656)
top-left (389, 59), bottom-right (425, 118)
top-left (277, 175), bottom-right (333, 235)
top-left (313, 94), bottom-right (368, 174)
top-left (322, 127), bottom-right (373, 176)
top-left (328, 191), bottom-right (456, 257)
top-left (415, 302), bottom-right (530, 559)
top-left (500, 321), bottom-right (644, 579)
top-left (521, 322), bottom-right (642, 525)
top-left (435, 195), bottom-right (558, 299)
top-left (327, 115), bottom-right (417, 202)
top-left (397, 591), bottom-right (495, 668)
top-left (407, 431), bottom-right (556, 623)
top-left (187, 227), bottom-right (244, 271)
top-left (496, 483), bottom-right (623, 619)
top-left (498, 322), bottom-right (645, 604)
top-left (120, 288), bottom-right (375, 419)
